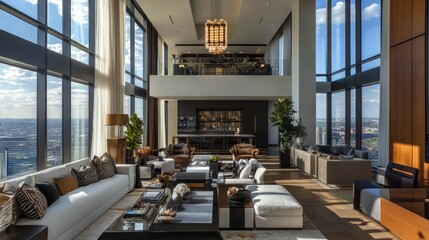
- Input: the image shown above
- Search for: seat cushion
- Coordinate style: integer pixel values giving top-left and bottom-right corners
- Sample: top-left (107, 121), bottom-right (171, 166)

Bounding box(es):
top-left (246, 184), bottom-right (302, 217)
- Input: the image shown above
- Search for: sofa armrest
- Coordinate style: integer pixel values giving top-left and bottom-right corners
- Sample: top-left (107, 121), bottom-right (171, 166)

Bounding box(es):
top-left (116, 164), bottom-right (135, 192)
top-left (252, 148), bottom-right (260, 156)
top-left (222, 178), bottom-right (255, 185)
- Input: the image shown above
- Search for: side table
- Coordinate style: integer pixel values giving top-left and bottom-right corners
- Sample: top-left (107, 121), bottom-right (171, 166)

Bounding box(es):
top-left (218, 185), bottom-right (253, 229)
top-left (0, 225), bottom-right (48, 240)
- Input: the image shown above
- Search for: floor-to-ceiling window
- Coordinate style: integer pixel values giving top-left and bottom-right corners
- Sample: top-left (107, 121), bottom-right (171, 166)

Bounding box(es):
top-left (315, 0), bottom-right (381, 165)
top-left (0, 0), bottom-right (95, 180)
top-left (124, 0), bottom-right (148, 146)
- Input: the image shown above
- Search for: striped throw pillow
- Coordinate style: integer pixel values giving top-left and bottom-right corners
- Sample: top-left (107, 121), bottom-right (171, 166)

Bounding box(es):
top-left (72, 165), bottom-right (99, 186)
top-left (92, 153), bottom-right (116, 180)
top-left (0, 183), bottom-right (19, 224)
top-left (15, 182), bottom-right (47, 219)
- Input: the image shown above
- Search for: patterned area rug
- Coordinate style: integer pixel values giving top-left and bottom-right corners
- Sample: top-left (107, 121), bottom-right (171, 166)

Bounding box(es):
top-left (74, 186), bottom-right (326, 240)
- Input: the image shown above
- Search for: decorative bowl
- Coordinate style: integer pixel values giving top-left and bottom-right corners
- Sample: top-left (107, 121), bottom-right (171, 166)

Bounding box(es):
top-left (227, 187), bottom-right (250, 201)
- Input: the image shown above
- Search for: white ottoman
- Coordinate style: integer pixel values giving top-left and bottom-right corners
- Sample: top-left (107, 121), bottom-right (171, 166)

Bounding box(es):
top-left (186, 165), bottom-right (210, 179)
top-left (246, 184), bottom-right (303, 228)
top-left (147, 158), bottom-right (175, 174)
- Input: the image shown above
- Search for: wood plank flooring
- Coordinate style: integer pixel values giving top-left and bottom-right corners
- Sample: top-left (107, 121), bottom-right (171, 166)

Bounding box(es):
top-left (258, 158), bottom-right (399, 240)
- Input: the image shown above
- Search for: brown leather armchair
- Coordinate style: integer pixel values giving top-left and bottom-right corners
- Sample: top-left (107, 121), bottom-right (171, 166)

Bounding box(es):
top-left (137, 146), bottom-right (158, 165)
top-left (165, 143), bottom-right (196, 165)
top-left (230, 143), bottom-right (259, 160)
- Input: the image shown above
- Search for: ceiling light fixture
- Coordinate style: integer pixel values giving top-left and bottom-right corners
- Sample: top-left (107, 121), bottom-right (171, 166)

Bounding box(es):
top-left (205, 0), bottom-right (227, 54)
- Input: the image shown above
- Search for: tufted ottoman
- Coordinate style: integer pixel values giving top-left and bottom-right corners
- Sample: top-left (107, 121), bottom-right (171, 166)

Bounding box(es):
top-left (246, 184), bottom-right (303, 228)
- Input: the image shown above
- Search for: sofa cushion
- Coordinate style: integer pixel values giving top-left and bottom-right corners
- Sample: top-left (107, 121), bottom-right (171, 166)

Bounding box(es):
top-left (72, 165), bottom-right (99, 187)
top-left (92, 153), bottom-right (117, 180)
top-left (239, 164), bottom-right (252, 179)
top-left (35, 182), bottom-right (59, 207)
top-left (339, 154), bottom-right (354, 160)
top-left (16, 182), bottom-right (48, 219)
top-left (331, 145), bottom-right (351, 155)
top-left (246, 184), bottom-right (302, 217)
top-left (53, 175), bottom-right (78, 196)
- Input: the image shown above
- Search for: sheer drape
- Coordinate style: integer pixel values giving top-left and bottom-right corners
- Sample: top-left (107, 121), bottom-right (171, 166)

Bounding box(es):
top-left (91, 0), bottom-right (125, 156)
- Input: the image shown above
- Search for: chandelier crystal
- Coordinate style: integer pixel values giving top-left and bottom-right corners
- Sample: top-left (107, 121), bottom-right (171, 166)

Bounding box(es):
top-left (205, 18), bottom-right (227, 54)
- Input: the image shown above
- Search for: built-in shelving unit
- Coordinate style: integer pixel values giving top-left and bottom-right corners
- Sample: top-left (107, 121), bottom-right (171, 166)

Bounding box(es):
top-left (198, 110), bottom-right (241, 133)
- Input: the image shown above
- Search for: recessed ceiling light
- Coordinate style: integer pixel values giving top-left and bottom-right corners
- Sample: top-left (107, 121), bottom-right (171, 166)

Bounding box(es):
top-left (240, 51), bottom-right (243, 54)
top-left (187, 50), bottom-right (190, 53)
top-left (266, 2), bottom-right (270, 7)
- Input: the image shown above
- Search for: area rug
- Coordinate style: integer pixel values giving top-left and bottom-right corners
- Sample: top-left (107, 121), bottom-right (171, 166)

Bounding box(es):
top-left (74, 187), bottom-right (326, 240)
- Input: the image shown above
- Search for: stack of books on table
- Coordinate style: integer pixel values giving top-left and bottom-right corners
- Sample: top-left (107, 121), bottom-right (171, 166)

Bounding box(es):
top-left (124, 203), bottom-right (155, 219)
top-left (141, 189), bottom-right (166, 204)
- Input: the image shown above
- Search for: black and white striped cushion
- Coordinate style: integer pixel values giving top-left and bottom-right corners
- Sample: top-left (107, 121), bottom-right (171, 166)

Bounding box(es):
top-left (92, 153), bottom-right (116, 180)
top-left (0, 183), bottom-right (19, 224)
top-left (72, 165), bottom-right (99, 186)
top-left (15, 182), bottom-right (47, 219)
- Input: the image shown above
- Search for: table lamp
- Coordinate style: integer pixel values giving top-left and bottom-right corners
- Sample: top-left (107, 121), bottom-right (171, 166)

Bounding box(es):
top-left (105, 114), bottom-right (129, 164)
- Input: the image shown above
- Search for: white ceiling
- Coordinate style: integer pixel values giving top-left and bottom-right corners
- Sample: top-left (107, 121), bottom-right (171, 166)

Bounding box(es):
top-left (137, 0), bottom-right (294, 55)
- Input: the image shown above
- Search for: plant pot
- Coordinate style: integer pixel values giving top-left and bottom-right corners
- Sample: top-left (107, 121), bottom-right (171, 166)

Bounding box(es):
top-left (279, 149), bottom-right (291, 168)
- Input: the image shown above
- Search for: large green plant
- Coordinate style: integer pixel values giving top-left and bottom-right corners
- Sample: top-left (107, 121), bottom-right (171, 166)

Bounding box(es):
top-left (125, 113), bottom-right (144, 150)
top-left (269, 98), bottom-right (306, 152)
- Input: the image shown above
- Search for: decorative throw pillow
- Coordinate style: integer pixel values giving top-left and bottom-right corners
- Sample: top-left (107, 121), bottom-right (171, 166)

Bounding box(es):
top-left (92, 153), bottom-right (117, 180)
top-left (72, 165), bottom-right (99, 187)
top-left (0, 193), bottom-right (13, 232)
top-left (239, 164), bottom-right (252, 179)
top-left (35, 182), bottom-right (60, 206)
top-left (0, 183), bottom-right (19, 224)
top-left (53, 175), bottom-right (78, 195)
top-left (339, 154), bottom-right (354, 160)
top-left (232, 163), bottom-right (245, 178)
top-left (15, 182), bottom-right (48, 219)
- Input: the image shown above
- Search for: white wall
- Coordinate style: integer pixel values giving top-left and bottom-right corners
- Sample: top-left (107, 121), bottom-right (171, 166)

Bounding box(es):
top-left (291, 0), bottom-right (316, 145)
top-left (150, 75), bottom-right (292, 100)
top-left (378, 0), bottom-right (390, 166)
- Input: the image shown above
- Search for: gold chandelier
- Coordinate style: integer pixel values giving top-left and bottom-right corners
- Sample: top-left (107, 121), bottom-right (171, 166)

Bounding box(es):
top-left (205, 18), bottom-right (227, 54)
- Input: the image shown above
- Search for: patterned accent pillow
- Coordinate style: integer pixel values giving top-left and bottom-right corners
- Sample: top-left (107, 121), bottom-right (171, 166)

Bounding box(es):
top-left (92, 153), bottom-right (116, 180)
top-left (15, 182), bottom-right (48, 219)
top-left (72, 165), bottom-right (99, 186)
top-left (0, 182), bottom-right (19, 224)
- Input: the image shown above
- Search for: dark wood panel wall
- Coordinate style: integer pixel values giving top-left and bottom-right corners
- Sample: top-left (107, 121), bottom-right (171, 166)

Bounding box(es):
top-left (390, 0), bottom-right (428, 186)
top-left (178, 100), bottom-right (268, 147)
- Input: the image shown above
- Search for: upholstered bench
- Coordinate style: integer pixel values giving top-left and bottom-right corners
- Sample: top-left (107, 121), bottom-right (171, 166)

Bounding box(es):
top-left (246, 184), bottom-right (303, 228)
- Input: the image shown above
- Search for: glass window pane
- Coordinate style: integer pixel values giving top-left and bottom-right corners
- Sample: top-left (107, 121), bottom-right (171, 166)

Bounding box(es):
top-left (0, 10), bottom-right (37, 44)
top-left (316, 76), bottom-right (327, 82)
top-left (124, 95), bottom-right (131, 116)
top-left (316, 93), bottom-right (327, 145)
top-left (278, 35), bottom-right (284, 76)
top-left (0, 63), bottom-right (37, 179)
top-left (125, 74), bottom-right (131, 84)
top-left (331, 0), bottom-right (346, 72)
top-left (362, 58), bottom-right (380, 71)
top-left (332, 71), bottom-right (345, 81)
top-left (47, 34), bottom-right (63, 54)
top-left (350, 0), bottom-right (356, 66)
top-left (350, 89), bottom-right (356, 147)
top-left (135, 97), bottom-right (144, 146)
top-left (47, 75), bottom-right (62, 168)
top-left (361, 0), bottom-right (381, 60)
top-left (316, 0), bottom-right (327, 74)
top-left (1, 0), bottom-right (37, 19)
top-left (331, 91), bottom-right (345, 145)
top-left (71, 45), bottom-right (89, 64)
top-left (71, 81), bottom-right (89, 161)
top-left (125, 12), bottom-right (131, 72)
top-left (362, 84), bottom-right (380, 163)
top-left (134, 24), bottom-right (144, 78)
top-left (48, 0), bottom-right (63, 33)
top-left (135, 78), bottom-right (143, 88)
top-left (71, 0), bottom-right (89, 47)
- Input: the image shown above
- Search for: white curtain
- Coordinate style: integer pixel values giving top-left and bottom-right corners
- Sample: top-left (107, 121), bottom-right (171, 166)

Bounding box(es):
top-left (91, 0), bottom-right (126, 156)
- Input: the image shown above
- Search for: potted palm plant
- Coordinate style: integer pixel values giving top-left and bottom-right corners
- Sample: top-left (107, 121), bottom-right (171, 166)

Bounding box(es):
top-left (269, 98), bottom-right (306, 168)
top-left (124, 113), bottom-right (144, 164)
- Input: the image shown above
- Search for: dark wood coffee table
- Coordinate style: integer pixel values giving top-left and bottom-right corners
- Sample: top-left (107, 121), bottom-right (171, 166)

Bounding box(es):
top-left (218, 184), bottom-right (254, 229)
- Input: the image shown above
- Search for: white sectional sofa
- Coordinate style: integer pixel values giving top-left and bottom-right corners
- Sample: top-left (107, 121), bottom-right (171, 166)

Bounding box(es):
top-left (246, 184), bottom-right (303, 228)
top-left (1, 157), bottom-right (135, 240)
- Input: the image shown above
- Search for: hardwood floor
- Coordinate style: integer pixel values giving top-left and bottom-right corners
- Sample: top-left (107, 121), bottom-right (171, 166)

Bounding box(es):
top-left (258, 158), bottom-right (399, 240)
